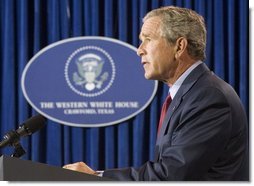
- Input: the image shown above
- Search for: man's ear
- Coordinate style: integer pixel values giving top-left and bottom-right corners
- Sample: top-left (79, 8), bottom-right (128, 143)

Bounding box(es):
top-left (175, 37), bottom-right (188, 59)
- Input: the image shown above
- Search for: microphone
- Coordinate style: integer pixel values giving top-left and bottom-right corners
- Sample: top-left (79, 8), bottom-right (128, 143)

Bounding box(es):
top-left (0, 114), bottom-right (46, 148)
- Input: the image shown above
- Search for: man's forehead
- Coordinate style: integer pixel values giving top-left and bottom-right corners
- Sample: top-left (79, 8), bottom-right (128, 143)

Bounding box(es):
top-left (140, 17), bottom-right (161, 34)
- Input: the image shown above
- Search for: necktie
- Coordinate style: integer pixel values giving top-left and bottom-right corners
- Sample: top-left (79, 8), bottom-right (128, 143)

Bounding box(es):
top-left (157, 94), bottom-right (172, 135)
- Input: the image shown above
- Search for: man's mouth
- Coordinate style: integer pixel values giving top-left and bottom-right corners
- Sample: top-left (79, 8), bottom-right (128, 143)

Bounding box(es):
top-left (142, 61), bottom-right (148, 66)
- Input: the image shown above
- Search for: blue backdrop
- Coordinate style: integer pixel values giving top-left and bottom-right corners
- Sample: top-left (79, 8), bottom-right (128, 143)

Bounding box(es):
top-left (0, 0), bottom-right (248, 171)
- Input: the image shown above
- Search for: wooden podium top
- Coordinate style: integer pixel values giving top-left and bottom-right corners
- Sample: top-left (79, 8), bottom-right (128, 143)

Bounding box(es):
top-left (0, 155), bottom-right (113, 181)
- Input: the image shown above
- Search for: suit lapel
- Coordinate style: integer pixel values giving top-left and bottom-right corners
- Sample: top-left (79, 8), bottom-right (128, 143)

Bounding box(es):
top-left (156, 63), bottom-right (210, 145)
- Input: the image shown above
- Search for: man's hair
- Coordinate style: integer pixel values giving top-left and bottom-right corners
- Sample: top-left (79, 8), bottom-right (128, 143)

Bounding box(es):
top-left (144, 6), bottom-right (207, 61)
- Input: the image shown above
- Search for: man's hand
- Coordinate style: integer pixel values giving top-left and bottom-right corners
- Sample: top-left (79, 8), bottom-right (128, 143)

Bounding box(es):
top-left (63, 162), bottom-right (98, 175)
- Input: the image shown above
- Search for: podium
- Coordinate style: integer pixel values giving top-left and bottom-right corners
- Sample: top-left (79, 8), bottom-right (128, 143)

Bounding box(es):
top-left (0, 155), bottom-right (112, 181)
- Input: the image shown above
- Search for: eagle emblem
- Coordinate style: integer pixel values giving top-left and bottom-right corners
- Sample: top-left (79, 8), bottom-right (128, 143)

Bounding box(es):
top-left (73, 53), bottom-right (108, 91)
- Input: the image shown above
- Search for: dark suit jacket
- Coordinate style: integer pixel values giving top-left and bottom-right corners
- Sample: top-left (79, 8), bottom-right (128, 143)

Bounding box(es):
top-left (103, 63), bottom-right (249, 181)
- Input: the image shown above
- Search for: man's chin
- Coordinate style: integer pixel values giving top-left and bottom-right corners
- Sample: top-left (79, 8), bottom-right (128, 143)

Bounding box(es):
top-left (144, 74), bottom-right (156, 80)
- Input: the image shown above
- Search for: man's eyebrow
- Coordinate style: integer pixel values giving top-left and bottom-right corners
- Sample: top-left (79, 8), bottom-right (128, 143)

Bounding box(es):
top-left (139, 33), bottom-right (149, 40)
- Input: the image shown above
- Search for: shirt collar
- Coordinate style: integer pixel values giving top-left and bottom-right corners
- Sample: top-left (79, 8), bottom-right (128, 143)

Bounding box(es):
top-left (169, 61), bottom-right (202, 99)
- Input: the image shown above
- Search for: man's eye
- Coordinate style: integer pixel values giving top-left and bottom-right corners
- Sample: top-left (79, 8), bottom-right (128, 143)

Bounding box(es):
top-left (146, 38), bottom-right (151, 41)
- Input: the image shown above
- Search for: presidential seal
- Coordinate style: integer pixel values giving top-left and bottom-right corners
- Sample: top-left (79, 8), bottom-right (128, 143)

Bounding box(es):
top-left (65, 46), bottom-right (116, 97)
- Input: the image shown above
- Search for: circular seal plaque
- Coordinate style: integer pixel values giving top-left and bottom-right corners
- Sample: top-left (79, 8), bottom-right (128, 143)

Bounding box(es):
top-left (22, 37), bottom-right (158, 127)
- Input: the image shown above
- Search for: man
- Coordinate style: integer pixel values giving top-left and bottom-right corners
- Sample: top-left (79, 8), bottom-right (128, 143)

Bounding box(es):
top-left (63, 6), bottom-right (248, 181)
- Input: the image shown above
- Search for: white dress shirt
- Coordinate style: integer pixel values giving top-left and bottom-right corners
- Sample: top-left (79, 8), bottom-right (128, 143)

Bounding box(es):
top-left (169, 61), bottom-right (202, 99)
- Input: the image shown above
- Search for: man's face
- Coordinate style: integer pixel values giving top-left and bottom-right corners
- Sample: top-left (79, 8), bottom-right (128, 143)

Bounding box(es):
top-left (137, 16), bottom-right (178, 83)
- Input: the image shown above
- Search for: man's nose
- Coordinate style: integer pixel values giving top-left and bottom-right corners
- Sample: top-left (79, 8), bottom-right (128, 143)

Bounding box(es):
top-left (137, 45), bottom-right (145, 56)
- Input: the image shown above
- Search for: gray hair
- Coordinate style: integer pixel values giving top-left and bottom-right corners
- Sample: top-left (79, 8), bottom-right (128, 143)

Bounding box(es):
top-left (143, 6), bottom-right (207, 61)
